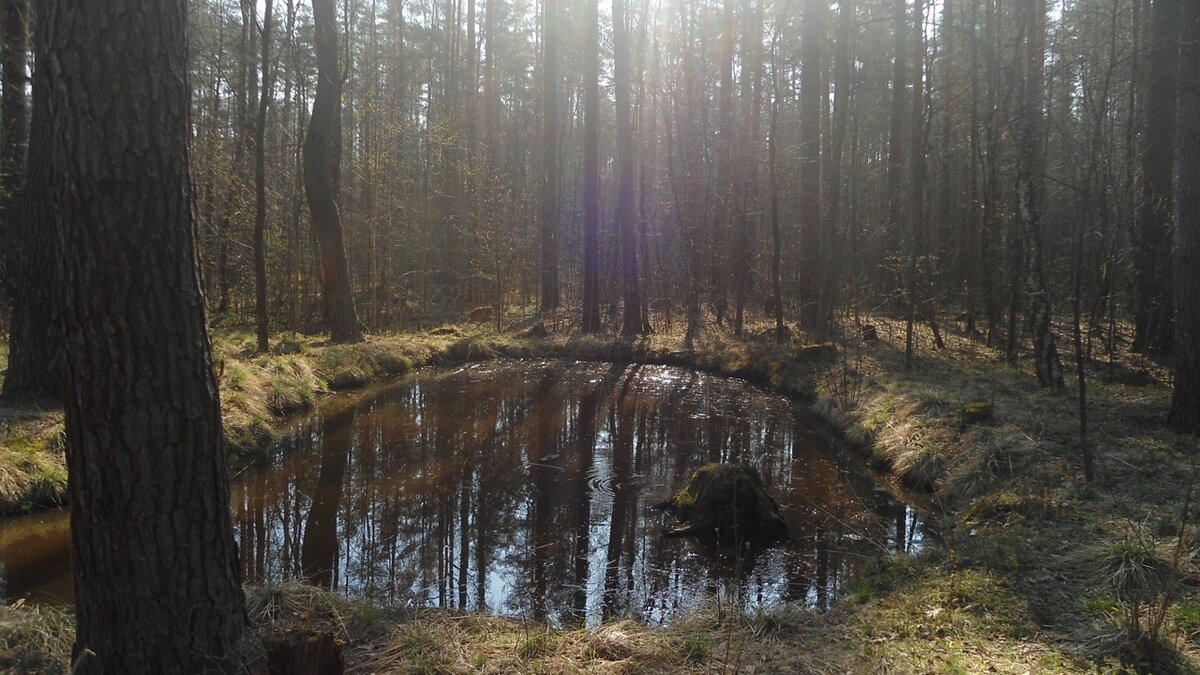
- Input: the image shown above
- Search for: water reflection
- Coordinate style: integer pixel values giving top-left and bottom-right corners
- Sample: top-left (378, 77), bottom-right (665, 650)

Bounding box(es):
top-left (231, 360), bottom-right (920, 626)
top-left (0, 360), bottom-right (921, 625)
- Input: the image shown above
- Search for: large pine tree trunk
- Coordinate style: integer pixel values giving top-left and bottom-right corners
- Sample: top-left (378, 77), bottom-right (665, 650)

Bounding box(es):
top-left (883, 0), bottom-right (907, 299)
top-left (1132, 0), bottom-right (1180, 354)
top-left (826, 0), bottom-right (853, 329)
top-left (255, 0), bottom-right (275, 352)
top-left (1169, 0), bottom-right (1200, 431)
top-left (581, 0), bottom-right (601, 332)
top-left (216, 0), bottom-right (259, 316)
top-left (904, 0), bottom-right (925, 372)
top-left (304, 0), bottom-right (363, 343)
top-left (2, 0), bottom-right (63, 403)
top-left (45, 0), bottom-right (253, 670)
top-left (539, 0), bottom-right (560, 311)
top-left (769, 40), bottom-right (785, 344)
top-left (799, 0), bottom-right (823, 331)
top-left (0, 0), bottom-right (26, 305)
top-left (615, 0), bottom-right (647, 334)
top-left (1016, 0), bottom-right (1064, 389)
top-left (732, 0), bottom-right (763, 337)
top-left (714, 0), bottom-right (734, 330)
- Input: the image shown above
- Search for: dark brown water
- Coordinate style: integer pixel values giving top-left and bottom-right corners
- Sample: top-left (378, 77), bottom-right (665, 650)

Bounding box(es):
top-left (0, 360), bottom-right (920, 626)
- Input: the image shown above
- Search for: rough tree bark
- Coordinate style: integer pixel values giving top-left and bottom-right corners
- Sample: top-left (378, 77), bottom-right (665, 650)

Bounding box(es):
top-left (304, 0), bottom-right (363, 342)
top-left (1169, 0), bottom-right (1200, 432)
top-left (1, 0), bottom-right (63, 403)
top-left (45, 0), bottom-right (254, 670)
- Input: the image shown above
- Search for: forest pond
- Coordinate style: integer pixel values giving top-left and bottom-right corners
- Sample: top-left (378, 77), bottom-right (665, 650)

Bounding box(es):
top-left (0, 360), bottom-right (921, 626)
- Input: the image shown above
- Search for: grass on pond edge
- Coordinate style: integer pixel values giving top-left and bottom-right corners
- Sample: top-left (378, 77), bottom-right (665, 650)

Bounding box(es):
top-left (0, 318), bottom-right (832, 514)
top-left (4, 313), bottom-right (1200, 672)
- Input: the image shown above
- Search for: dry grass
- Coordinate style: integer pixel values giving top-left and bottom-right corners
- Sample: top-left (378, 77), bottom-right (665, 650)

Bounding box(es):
top-left (801, 313), bottom-right (1200, 672)
top-left (0, 317), bottom-right (836, 518)
top-left (248, 581), bottom-right (712, 674)
top-left (361, 614), bottom-right (689, 674)
top-left (5, 310), bottom-right (1200, 672)
top-left (0, 407), bottom-right (66, 514)
top-left (0, 601), bottom-right (73, 674)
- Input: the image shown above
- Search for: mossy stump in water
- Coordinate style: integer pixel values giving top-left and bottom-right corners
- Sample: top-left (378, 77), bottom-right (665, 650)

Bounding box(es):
top-left (657, 463), bottom-right (790, 545)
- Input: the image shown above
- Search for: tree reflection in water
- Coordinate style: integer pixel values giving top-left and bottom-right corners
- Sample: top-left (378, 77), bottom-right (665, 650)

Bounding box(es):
top-left (225, 360), bottom-right (922, 627)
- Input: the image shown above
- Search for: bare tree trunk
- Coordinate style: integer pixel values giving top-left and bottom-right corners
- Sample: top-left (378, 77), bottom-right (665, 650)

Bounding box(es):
top-left (1169, 0), bottom-right (1200, 431)
top-left (217, 0), bottom-right (259, 316)
top-left (1016, 0), bottom-right (1063, 389)
top-left (1132, 0), bottom-right (1180, 354)
top-left (732, 0), bottom-right (762, 337)
top-left (0, 0), bottom-right (26, 308)
top-left (982, 0), bottom-right (1002, 345)
top-left (1073, 174), bottom-right (1093, 481)
top-left (883, 0), bottom-right (907, 300)
top-left (581, 0), bottom-right (601, 332)
top-left (539, 0), bottom-right (560, 311)
top-left (304, 0), bottom-right (363, 342)
top-left (799, 0), bottom-right (823, 331)
top-left (1, 0), bottom-right (63, 402)
top-left (826, 0), bottom-right (854, 333)
top-left (904, 0), bottom-right (924, 372)
top-left (254, 0), bottom-right (276, 352)
top-left (769, 33), bottom-right (785, 344)
top-left (616, 0), bottom-right (647, 334)
top-left (715, 0), bottom-right (735, 332)
top-left (46, 0), bottom-right (253, 670)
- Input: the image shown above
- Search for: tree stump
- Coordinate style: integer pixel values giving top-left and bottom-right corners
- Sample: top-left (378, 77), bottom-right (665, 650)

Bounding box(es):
top-left (657, 463), bottom-right (790, 545)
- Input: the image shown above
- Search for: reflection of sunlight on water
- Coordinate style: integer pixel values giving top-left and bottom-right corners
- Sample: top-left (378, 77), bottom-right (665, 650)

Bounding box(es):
top-left (641, 367), bottom-right (685, 390)
top-left (0, 360), bottom-right (923, 625)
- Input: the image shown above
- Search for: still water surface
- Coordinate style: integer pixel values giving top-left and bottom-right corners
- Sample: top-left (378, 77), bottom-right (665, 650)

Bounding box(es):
top-left (0, 360), bottom-right (920, 626)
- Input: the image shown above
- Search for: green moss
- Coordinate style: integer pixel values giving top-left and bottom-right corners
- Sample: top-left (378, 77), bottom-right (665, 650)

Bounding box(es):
top-left (963, 491), bottom-right (1053, 525)
top-left (1171, 601), bottom-right (1200, 636)
top-left (667, 463), bottom-right (727, 518)
top-left (674, 488), bottom-right (696, 509)
top-left (960, 401), bottom-right (994, 427)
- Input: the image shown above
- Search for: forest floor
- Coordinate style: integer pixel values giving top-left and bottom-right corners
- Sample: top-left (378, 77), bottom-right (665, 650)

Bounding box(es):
top-left (3, 312), bottom-right (1200, 673)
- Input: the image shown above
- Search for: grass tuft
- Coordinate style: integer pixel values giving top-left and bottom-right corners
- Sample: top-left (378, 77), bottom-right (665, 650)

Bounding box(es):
top-left (0, 602), bottom-right (73, 674)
